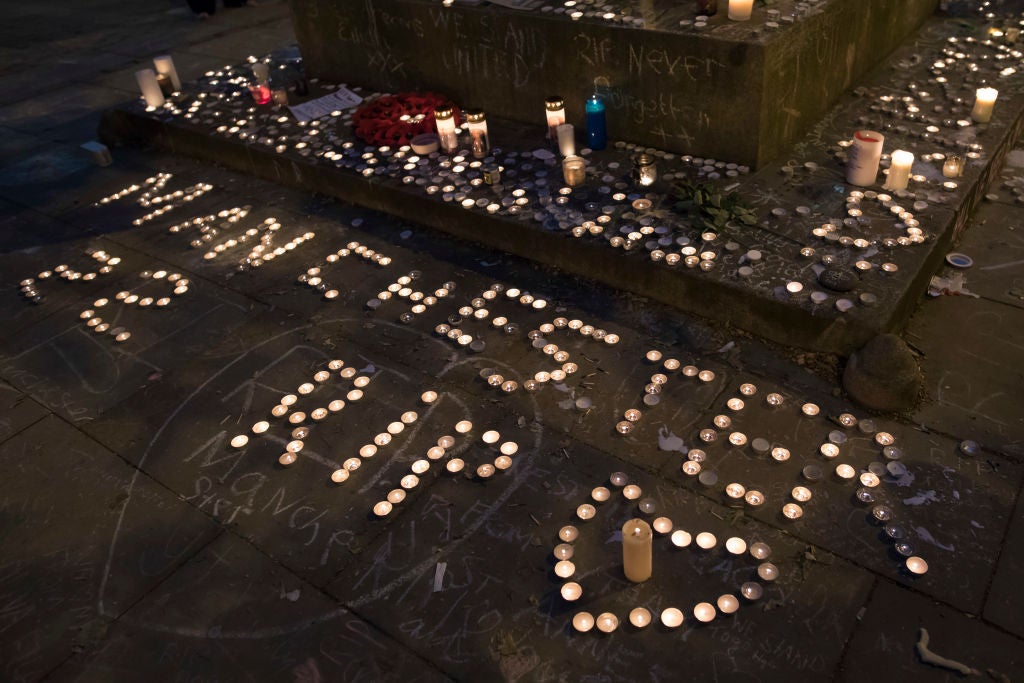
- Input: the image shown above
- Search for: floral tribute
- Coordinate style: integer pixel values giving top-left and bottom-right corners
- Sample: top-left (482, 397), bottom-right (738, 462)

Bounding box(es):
top-left (351, 92), bottom-right (459, 147)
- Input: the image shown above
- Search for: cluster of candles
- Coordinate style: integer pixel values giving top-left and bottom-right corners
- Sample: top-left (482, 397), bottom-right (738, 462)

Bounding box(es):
top-left (79, 269), bottom-right (191, 344)
top-left (297, 241), bottom-right (393, 301)
top-left (616, 349), bottom-right (716, 435)
top-left (18, 250), bottom-right (121, 305)
top-left (229, 358), bottom-right (372, 467)
top-left (372, 422), bottom-right (521, 517)
top-left (131, 182), bottom-right (214, 226)
top-left (198, 216), bottom-right (316, 269)
top-left (674, 382), bottom-right (929, 576)
top-left (557, 472), bottom-right (776, 633)
top-left (168, 205), bottom-right (251, 248)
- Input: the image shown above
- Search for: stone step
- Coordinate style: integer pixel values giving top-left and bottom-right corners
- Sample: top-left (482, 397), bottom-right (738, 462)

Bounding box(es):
top-left (286, 0), bottom-right (938, 168)
top-left (99, 9), bottom-right (1024, 354)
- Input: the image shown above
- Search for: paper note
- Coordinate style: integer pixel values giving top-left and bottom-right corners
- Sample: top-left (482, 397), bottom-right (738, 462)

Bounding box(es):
top-left (288, 86), bottom-right (363, 122)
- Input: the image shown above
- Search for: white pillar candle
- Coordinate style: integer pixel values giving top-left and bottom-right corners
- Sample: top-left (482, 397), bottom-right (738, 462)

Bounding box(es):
top-left (153, 55), bottom-right (181, 92)
top-left (622, 518), bottom-right (652, 582)
top-left (728, 0), bottom-right (754, 20)
top-left (971, 87), bottom-right (998, 123)
top-left (885, 150), bottom-right (914, 191)
top-left (556, 123), bottom-right (575, 156)
top-left (134, 69), bottom-right (165, 108)
top-left (846, 130), bottom-right (884, 186)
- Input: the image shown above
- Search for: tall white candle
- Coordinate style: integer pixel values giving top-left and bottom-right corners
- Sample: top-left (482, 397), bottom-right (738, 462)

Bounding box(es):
top-left (134, 69), bottom-right (165, 108)
top-left (556, 123), bottom-right (575, 156)
top-left (971, 87), bottom-right (998, 123)
top-left (846, 130), bottom-right (884, 186)
top-left (885, 150), bottom-right (914, 191)
top-left (728, 0), bottom-right (754, 20)
top-left (622, 518), bottom-right (652, 582)
top-left (153, 55), bottom-right (181, 92)
top-left (434, 106), bottom-right (458, 153)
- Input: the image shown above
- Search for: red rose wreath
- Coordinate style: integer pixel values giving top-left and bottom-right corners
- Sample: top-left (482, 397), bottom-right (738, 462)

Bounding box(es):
top-left (351, 92), bottom-right (460, 147)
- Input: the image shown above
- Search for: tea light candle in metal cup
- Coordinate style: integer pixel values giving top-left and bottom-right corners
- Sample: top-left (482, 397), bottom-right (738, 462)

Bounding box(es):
top-left (661, 607), bottom-right (684, 628)
top-left (572, 611), bottom-right (595, 632)
top-left (561, 582), bottom-right (582, 601)
top-left (596, 612), bottom-right (619, 633)
top-left (717, 594), bottom-right (740, 615)
top-left (629, 607), bottom-right (652, 628)
top-left (905, 556), bottom-right (929, 575)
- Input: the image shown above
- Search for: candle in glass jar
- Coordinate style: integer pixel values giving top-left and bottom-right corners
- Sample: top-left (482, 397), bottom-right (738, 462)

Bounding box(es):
top-left (563, 155), bottom-right (586, 187)
top-left (464, 108), bottom-right (489, 159)
top-left (556, 123), bottom-right (576, 156)
top-left (153, 55), bottom-right (181, 92)
top-left (942, 155), bottom-right (964, 178)
top-left (884, 150), bottom-right (914, 191)
top-left (135, 69), bottom-right (165, 108)
top-left (585, 93), bottom-right (606, 150)
top-left (622, 518), bottom-right (652, 582)
top-left (728, 0), bottom-right (754, 20)
top-left (545, 96), bottom-right (566, 142)
top-left (434, 105), bottom-right (458, 153)
top-left (971, 87), bottom-right (998, 123)
top-left (846, 130), bottom-right (884, 186)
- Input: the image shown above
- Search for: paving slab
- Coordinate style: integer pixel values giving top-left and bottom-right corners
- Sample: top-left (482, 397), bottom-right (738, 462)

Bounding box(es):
top-left (0, 415), bottom-right (220, 683)
top-left (838, 579), bottom-right (1024, 683)
top-left (0, 83), bottom-right (129, 138)
top-left (947, 199), bottom-right (1024, 311)
top-left (907, 296), bottom-right (1024, 459)
top-left (0, 250), bottom-right (259, 423)
top-left (48, 532), bottom-right (449, 683)
top-left (327, 437), bottom-right (874, 682)
top-left (78, 311), bottom-right (478, 586)
top-left (661, 370), bottom-right (1023, 614)
top-left (0, 380), bottom-right (47, 445)
top-left (984, 475), bottom-right (1024, 639)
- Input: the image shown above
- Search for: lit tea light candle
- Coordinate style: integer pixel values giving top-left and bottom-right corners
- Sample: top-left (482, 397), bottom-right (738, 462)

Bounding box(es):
top-left (792, 486), bottom-right (812, 502)
top-left (661, 607), bottom-right (684, 628)
top-left (554, 560), bottom-right (576, 578)
top-left (971, 87), bottom-right (998, 123)
top-left (561, 582), bottom-right (582, 601)
top-left (499, 442), bottom-right (518, 456)
top-left (782, 503), bottom-right (803, 520)
top-left (885, 150), bottom-right (915, 191)
top-left (671, 530), bottom-right (692, 547)
top-left (693, 602), bottom-right (716, 623)
top-left (725, 537), bottom-right (747, 555)
top-left (757, 562), bottom-right (779, 581)
top-left (446, 458), bottom-right (465, 473)
top-left (421, 390), bottom-right (438, 403)
top-left (596, 612), bottom-right (619, 633)
top-left (591, 486), bottom-right (611, 502)
top-left (905, 556), bottom-right (929, 575)
top-left (745, 490), bottom-right (765, 506)
top-left (717, 594), bottom-right (740, 614)
top-left (278, 453), bottom-right (297, 466)
top-left (622, 485), bottom-right (642, 500)
top-left (577, 504), bottom-right (596, 520)
top-left (230, 435), bottom-right (248, 448)
top-left (330, 469), bottom-right (349, 483)
top-left (652, 517), bottom-right (673, 534)
top-left (629, 607), bottom-right (652, 628)
top-left (482, 430), bottom-right (500, 444)
top-left (572, 612), bottom-right (595, 632)
top-left (741, 582), bottom-right (764, 600)
top-left (695, 532), bottom-right (717, 549)
top-left (559, 525), bottom-right (579, 542)
top-left (725, 482), bottom-right (746, 501)
top-left (455, 420), bottom-right (473, 433)
top-left (622, 519), bottom-right (653, 582)
top-left (835, 464), bottom-right (856, 480)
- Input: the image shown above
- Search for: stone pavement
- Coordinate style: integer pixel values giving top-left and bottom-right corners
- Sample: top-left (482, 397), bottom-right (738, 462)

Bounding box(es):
top-left (0, 2), bottom-right (1022, 682)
